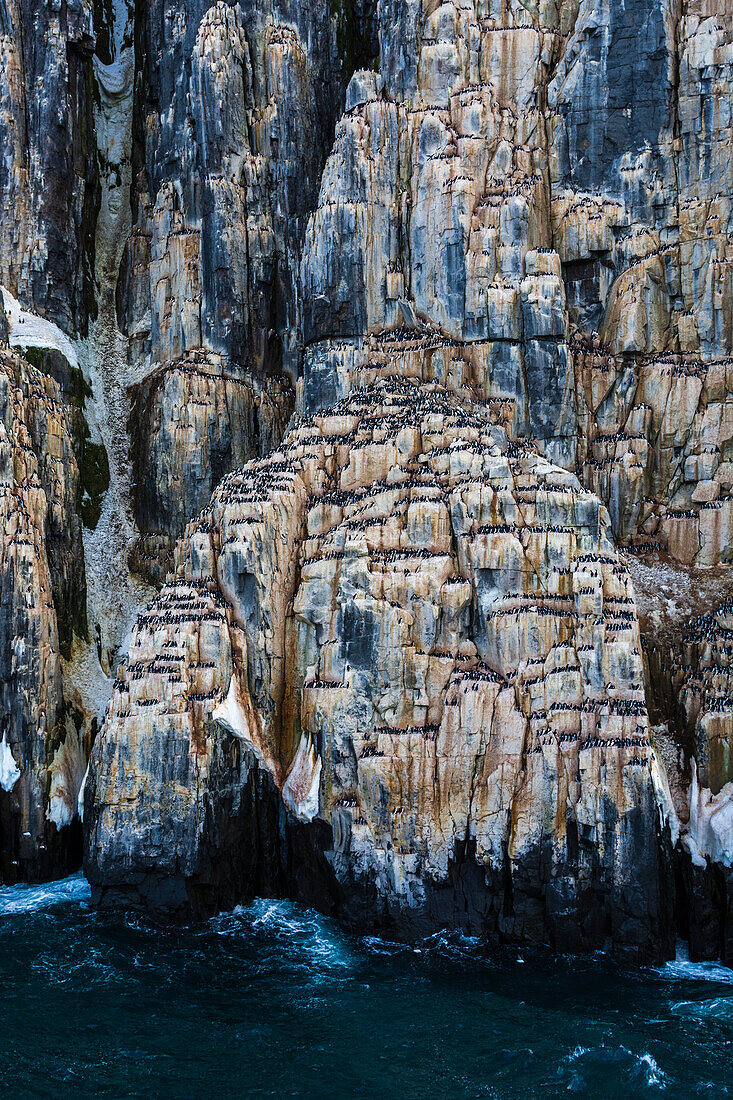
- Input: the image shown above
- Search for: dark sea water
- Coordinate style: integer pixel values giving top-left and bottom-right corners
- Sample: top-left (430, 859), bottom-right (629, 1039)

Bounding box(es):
top-left (0, 876), bottom-right (731, 1099)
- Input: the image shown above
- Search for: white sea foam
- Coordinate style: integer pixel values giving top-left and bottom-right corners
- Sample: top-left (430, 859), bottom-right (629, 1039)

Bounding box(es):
top-left (210, 898), bottom-right (353, 972)
top-left (671, 996), bottom-right (733, 1021)
top-left (663, 959), bottom-right (733, 984)
top-left (637, 1052), bottom-right (667, 1089)
top-left (561, 1044), bottom-right (668, 1092)
top-left (659, 942), bottom-right (733, 984)
top-left (0, 873), bottom-right (90, 916)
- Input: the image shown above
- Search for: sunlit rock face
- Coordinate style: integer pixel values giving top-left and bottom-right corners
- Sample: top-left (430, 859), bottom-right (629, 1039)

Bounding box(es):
top-left (300, 0), bottom-right (733, 564)
top-left (550, 0), bottom-right (733, 563)
top-left (0, 0), bottom-right (732, 966)
top-left (86, 379), bottom-right (675, 961)
top-left (70, 0), bottom-right (733, 961)
top-left (0, 0), bottom-right (347, 870)
top-left (128, 353), bottom-right (294, 583)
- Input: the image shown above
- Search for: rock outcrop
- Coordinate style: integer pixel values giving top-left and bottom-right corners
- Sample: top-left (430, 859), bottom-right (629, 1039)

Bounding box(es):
top-left (118, 0), bottom-right (348, 578)
top-left (0, 0), bottom-right (346, 878)
top-left (0, 0), bottom-right (98, 335)
top-left (300, 0), bottom-right (733, 564)
top-left (86, 378), bottom-right (675, 961)
top-left (0, 0), bottom-right (732, 965)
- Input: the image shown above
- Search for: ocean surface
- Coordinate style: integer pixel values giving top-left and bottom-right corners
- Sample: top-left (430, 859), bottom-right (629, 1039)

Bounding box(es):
top-left (0, 875), bottom-right (731, 1098)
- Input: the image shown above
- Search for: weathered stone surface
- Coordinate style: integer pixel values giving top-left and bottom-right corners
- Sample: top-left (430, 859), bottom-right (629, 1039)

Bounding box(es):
top-left (128, 351), bottom-right (293, 582)
top-left (117, 0), bottom-right (345, 574)
top-left (665, 598), bottom-right (733, 963)
top-left (87, 380), bottom-right (675, 960)
top-left (626, 554), bottom-right (733, 964)
top-left (0, 346), bottom-right (86, 882)
top-left (1, 0), bottom-right (732, 968)
top-left (0, 0), bottom-right (98, 334)
top-left (0, 0), bottom-right (346, 861)
top-left (298, 0), bottom-right (733, 564)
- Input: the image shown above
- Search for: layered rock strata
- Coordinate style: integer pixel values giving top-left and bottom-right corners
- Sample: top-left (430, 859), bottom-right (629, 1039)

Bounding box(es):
top-left (301, 0), bottom-right (733, 565)
top-left (87, 379), bottom-right (675, 960)
top-left (0, 0), bottom-right (347, 874)
top-left (675, 602), bottom-right (733, 963)
top-left (0, 0), bottom-right (731, 968)
top-left (0, 0), bottom-right (98, 334)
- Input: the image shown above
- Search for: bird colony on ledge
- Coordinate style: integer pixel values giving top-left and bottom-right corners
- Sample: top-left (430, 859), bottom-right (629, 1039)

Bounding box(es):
top-left (0, 0), bottom-right (732, 965)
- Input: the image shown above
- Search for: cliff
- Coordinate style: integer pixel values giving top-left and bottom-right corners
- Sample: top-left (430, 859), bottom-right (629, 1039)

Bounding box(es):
top-left (1, 0), bottom-right (732, 964)
top-left (86, 378), bottom-right (675, 959)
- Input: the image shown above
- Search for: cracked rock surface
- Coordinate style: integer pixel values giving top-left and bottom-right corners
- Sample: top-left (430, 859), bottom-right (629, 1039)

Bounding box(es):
top-left (0, 0), bottom-right (732, 964)
top-left (86, 378), bottom-right (674, 960)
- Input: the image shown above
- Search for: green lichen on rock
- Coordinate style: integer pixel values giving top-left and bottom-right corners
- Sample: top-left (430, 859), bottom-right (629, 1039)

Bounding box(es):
top-left (76, 436), bottom-right (110, 529)
top-left (20, 345), bottom-right (110, 530)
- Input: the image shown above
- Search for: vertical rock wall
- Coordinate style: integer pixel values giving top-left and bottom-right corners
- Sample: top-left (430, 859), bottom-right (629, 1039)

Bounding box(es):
top-left (0, 344), bottom-right (85, 881)
top-left (0, 0), bottom-right (98, 333)
top-left (0, 0), bottom-right (347, 881)
top-left (118, 0), bottom-right (347, 575)
top-left (0, 0), bottom-right (732, 965)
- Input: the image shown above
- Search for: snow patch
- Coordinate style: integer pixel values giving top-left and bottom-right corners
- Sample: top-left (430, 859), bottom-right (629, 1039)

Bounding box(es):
top-left (1, 285), bottom-right (79, 369)
top-left (77, 761), bottom-right (90, 823)
top-left (46, 728), bottom-right (87, 829)
top-left (680, 832), bottom-right (708, 870)
top-left (688, 759), bottom-right (733, 866)
top-left (650, 745), bottom-right (680, 846)
top-left (282, 734), bottom-right (322, 823)
top-left (213, 676), bottom-right (254, 744)
top-left (0, 734), bottom-right (20, 792)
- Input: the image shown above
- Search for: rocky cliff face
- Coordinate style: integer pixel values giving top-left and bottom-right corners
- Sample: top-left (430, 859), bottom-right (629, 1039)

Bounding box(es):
top-left (1, 0), bottom-right (732, 964)
top-left (0, 341), bottom-right (86, 881)
top-left (86, 378), bottom-right (675, 959)
top-left (119, 0), bottom-right (346, 577)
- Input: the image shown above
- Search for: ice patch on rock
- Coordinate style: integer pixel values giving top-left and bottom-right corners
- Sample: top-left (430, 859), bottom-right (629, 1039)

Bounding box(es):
top-left (46, 728), bottom-right (87, 829)
top-left (650, 745), bottom-right (680, 846)
top-left (77, 761), bottom-right (90, 823)
top-left (1, 285), bottom-right (79, 369)
top-left (213, 676), bottom-right (253, 743)
top-left (680, 832), bottom-right (708, 870)
top-left (213, 675), bottom-right (280, 779)
top-left (687, 759), bottom-right (733, 866)
top-left (0, 734), bottom-right (20, 792)
top-left (282, 734), bottom-right (322, 822)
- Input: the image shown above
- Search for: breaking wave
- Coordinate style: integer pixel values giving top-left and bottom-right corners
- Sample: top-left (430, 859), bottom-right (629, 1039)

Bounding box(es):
top-left (659, 943), bottom-right (733, 985)
top-left (0, 872), bottom-right (90, 916)
top-left (556, 1045), bottom-right (668, 1093)
top-left (209, 898), bottom-right (356, 974)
